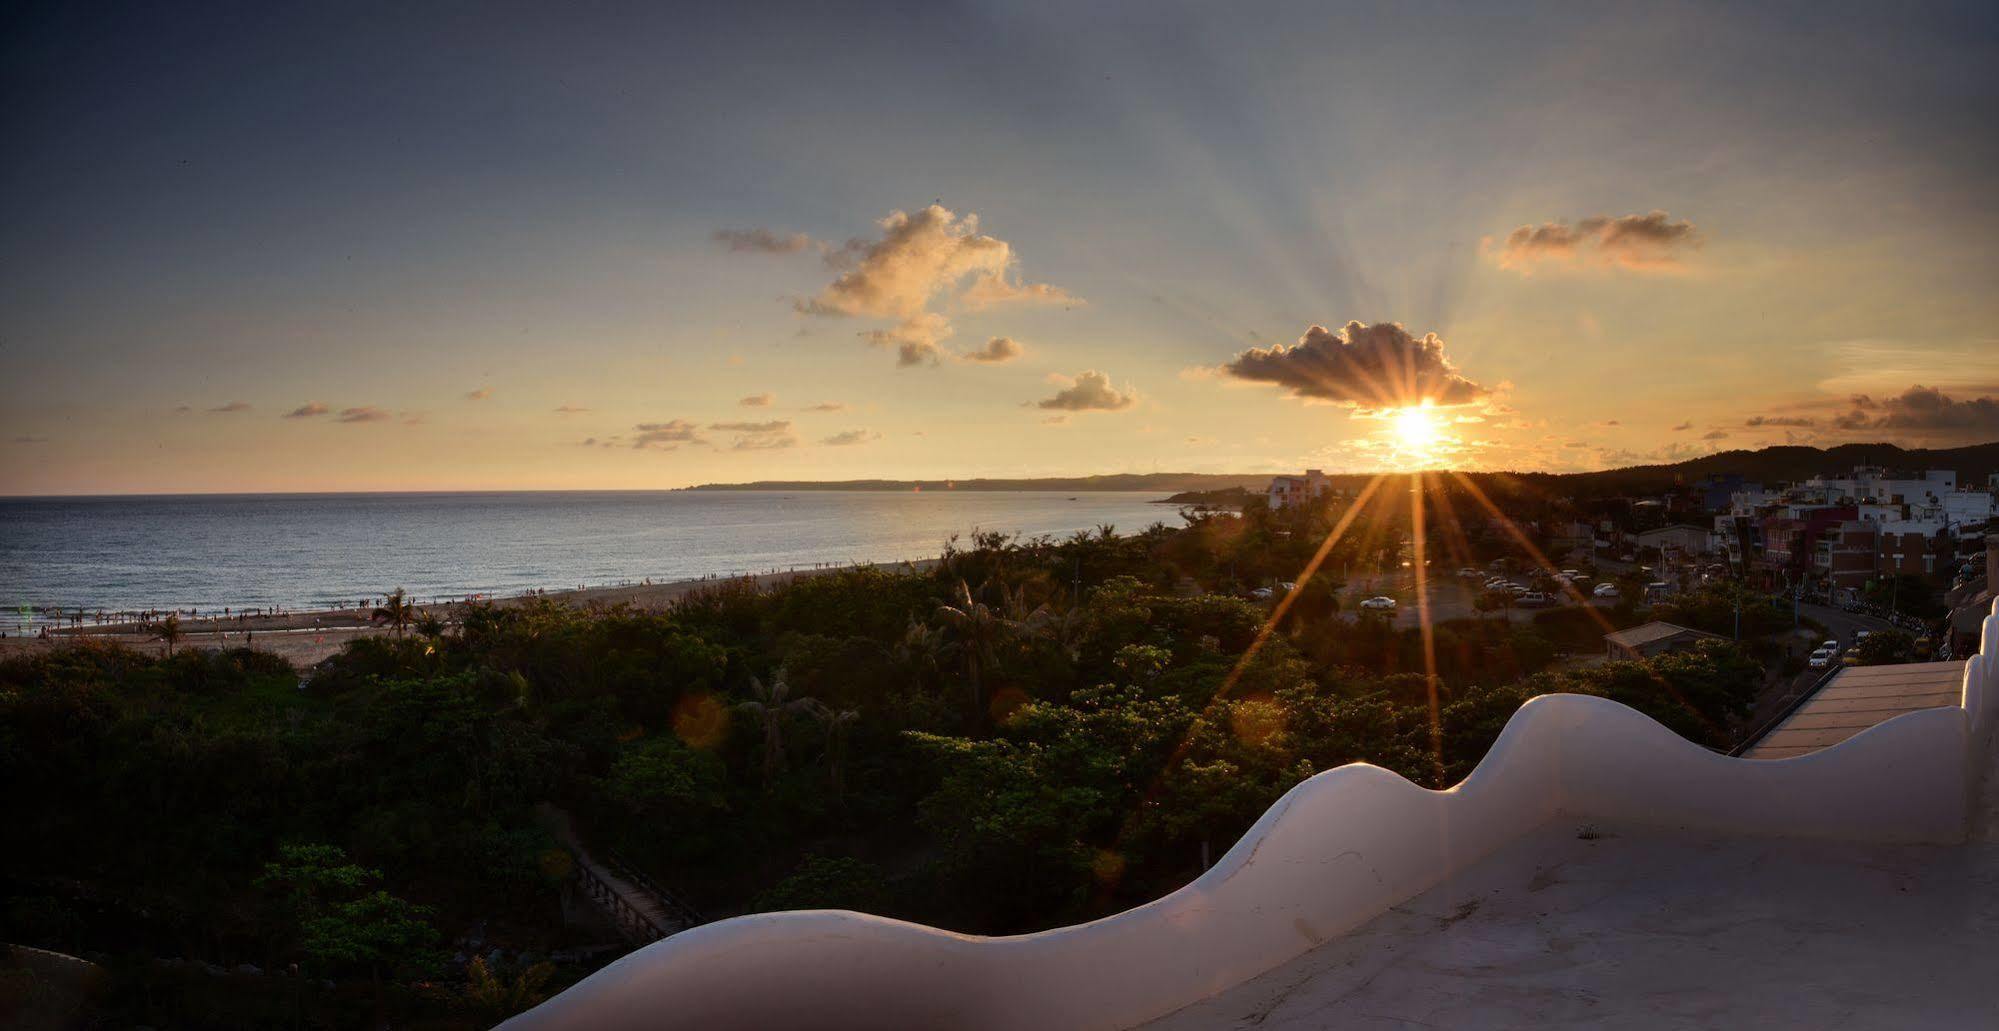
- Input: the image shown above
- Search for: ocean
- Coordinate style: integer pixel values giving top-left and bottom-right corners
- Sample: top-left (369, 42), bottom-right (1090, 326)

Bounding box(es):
top-left (0, 490), bottom-right (1185, 630)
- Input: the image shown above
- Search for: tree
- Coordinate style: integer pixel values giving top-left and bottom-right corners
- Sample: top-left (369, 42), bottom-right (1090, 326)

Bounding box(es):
top-left (373, 588), bottom-right (416, 636)
top-left (735, 669), bottom-right (824, 787)
top-left (934, 580), bottom-right (1022, 727)
top-left (821, 707), bottom-right (860, 805)
top-left (1854, 629), bottom-right (1913, 666)
top-left (465, 955), bottom-right (556, 1022)
top-left (147, 613), bottom-right (183, 656)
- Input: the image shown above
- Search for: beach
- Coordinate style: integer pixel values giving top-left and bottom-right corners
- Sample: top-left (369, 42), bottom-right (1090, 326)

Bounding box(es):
top-left (3, 559), bottom-right (938, 666)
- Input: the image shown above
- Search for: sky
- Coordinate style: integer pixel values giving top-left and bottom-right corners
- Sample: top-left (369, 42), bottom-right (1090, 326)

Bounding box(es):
top-left (3, 0), bottom-right (1996, 495)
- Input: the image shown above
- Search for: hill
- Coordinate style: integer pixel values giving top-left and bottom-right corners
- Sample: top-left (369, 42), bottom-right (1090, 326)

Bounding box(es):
top-left (682, 473), bottom-right (1276, 493)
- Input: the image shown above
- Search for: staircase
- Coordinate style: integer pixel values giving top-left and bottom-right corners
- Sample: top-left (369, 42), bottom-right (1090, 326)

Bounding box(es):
top-left (539, 806), bottom-right (700, 944)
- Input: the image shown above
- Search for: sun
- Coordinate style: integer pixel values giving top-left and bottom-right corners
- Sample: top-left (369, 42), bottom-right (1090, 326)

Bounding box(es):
top-left (1392, 402), bottom-right (1443, 452)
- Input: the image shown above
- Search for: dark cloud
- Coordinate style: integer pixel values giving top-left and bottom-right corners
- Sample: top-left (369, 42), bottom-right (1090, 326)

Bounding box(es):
top-left (336, 406), bottom-right (391, 423)
top-left (1746, 415), bottom-right (1816, 427)
top-left (285, 402), bottom-right (330, 418)
top-left (1221, 321), bottom-right (1487, 407)
top-left (713, 228), bottom-right (821, 254)
top-left (1036, 370), bottom-right (1138, 412)
top-left (804, 401), bottom-right (846, 412)
top-left (1701, 429), bottom-right (1729, 440)
top-left (554, 405), bottom-right (590, 414)
top-left (1495, 210), bottom-right (1699, 272)
top-left (709, 420), bottom-right (790, 433)
top-left (632, 419), bottom-right (705, 450)
top-left (1671, 421), bottom-right (1693, 431)
top-left (960, 336), bottom-right (1022, 364)
top-left (738, 393), bottom-right (774, 407)
top-left (821, 429), bottom-right (880, 446)
top-left (465, 387), bottom-right (491, 401)
top-left (208, 401), bottom-right (252, 413)
top-left (1831, 385), bottom-right (1999, 436)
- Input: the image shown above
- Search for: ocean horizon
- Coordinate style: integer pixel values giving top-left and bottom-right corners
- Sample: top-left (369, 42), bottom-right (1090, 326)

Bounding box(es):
top-left (0, 489), bottom-right (1185, 630)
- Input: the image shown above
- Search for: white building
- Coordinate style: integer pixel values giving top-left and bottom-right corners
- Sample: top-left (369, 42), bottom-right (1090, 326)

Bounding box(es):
top-left (1266, 469), bottom-right (1331, 509)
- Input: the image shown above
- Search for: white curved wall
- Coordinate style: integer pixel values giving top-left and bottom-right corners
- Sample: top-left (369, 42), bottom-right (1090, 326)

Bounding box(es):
top-left (509, 610), bottom-right (1999, 1031)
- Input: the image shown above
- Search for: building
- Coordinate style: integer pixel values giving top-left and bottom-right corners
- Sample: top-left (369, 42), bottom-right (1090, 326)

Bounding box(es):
top-left (1265, 469), bottom-right (1330, 509)
top-left (1602, 620), bottom-right (1726, 660)
top-left (1817, 519), bottom-right (1881, 598)
top-left (1634, 524), bottom-right (1712, 558)
top-left (1876, 519), bottom-right (1952, 580)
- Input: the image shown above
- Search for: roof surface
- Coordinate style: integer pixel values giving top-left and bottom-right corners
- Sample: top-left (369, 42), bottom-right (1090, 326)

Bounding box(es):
top-left (1602, 621), bottom-right (1719, 649)
top-left (1745, 660), bottom-right (1967, 759)
top-left (1141, 795), bottom-right (1999, 1029)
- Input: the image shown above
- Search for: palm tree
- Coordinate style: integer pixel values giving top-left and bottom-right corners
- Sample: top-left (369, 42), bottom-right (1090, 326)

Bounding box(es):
top-left (821, 707), bottom-right (860, 806)
top-left (373, 588), bottom-right (416, 636)
top-left (933, 580), bottom-right (1021, 727)
top-left (891, 618), bottom-right (948, 690)
top-left (735, 670), bottom-right (825, 787)
top-left (149, 613), bottom-right (183, 657)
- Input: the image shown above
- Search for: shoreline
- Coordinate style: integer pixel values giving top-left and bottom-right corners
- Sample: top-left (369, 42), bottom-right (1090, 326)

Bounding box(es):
top-left (4, 558), bottom-right (940, 666)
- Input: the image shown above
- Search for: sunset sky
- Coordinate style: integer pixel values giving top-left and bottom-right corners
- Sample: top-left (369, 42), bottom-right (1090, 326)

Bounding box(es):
top-left (4, 1), bottom-right (1996, 495)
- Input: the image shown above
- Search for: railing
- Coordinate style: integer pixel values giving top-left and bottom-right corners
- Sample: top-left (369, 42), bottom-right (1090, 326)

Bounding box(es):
top-left (573, 857), bottom-right (673, 943)
top-left (1728, 663), bottom-right (1844, 756)
top-left (606, 849), bottom-right (703, 928)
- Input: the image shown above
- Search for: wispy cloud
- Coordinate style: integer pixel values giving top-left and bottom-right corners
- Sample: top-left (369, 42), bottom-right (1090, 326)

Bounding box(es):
top-left (12, 434), bottom-right (49, 445)
top-left (632, 420), bottom-right (705, 450)
top-left (804, 401), bottom-right (846, 412)
top-left (738, 393), bottom-right (774, 407)
top-left (710, 419), bottom-right (797, 450)
top-left (285, 402), bottom-right (330, 418)
top-left (821, 429), bottom-right (880, 446)
top-left (208, 400), bottom-right (253, 413)
top-left (336, 406), bottom-right (392, 424)
top-left (713, 228), bottom-right (822, 254)
top-left (554, 404), bottom-right (591, 415)
top-left (465, 387), bottom-right (491, 401)
top-left (1492, 210), bottom-right (1699, 273)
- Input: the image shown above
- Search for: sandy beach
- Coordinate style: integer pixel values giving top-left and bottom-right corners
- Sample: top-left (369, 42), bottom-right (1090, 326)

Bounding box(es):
top-left (2, 559), bottom-right (938, 667)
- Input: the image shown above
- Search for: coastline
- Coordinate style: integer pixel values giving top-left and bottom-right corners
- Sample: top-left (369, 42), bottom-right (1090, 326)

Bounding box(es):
top-left (3, 557), bottom-right (940, 667)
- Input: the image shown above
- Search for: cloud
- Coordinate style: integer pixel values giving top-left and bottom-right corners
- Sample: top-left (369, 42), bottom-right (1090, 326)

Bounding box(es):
top-left (1220, 321), bottom-right (1488, 407)
top-left (960, 336), bottom-right (1022, 364)
top-left (797, 204), bottom-right (1076, 366)
top-left (821, 429), bottom-right (880, 446)
top-left (1830, 385), bottom-right (1999, 436)
top-left (207, 401), bottom-right (252, 413)
top-left (1671, 421), bottom-right (1693, 431)
top-left (713, 228), bottom-right (821, 254)
top-left (12, 434), bottom-right (49, 444)
top-left (172, 405), bottom-right (192, 414)
top-left (336, 406), bottom-right (392, 424)
top-left (1701, 429), bottom-right (1729, 440)
top-left (804, 401), bottom-right (846, 412)
top-left (554, 405), bottom-right (591, 415)
top-left (859, 312), bottom-right (952, 367)
top-left (465, 387), bottom-right (491, 401)
top-left (1746, 415), bottom-right (1816, 428)
top-left (709, 419), bottom-right (797, 450)
top-left (738, 393), bottom-right (774, 407)
top-left (632, 420), bottom-right (706, 450)
top-left (285, 402), bottom-right (330, 418)
top-left (1493, 211), bottom-right (1699, 272)
top-left (1036, 370), bottom-right (1138, 412)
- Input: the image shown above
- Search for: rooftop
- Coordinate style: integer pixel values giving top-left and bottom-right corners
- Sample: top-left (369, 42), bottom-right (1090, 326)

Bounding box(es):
top-left (1746, 660), bottom-right (1968, 759)
top-left (1142, 811), bottom-right (1999, 1030)
top-left (1601, 620), bottom-right (1721, 650)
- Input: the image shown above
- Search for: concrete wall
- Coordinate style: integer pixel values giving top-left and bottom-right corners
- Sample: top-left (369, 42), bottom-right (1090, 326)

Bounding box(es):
top-left (507, 603), bottom-right (1999, 1031)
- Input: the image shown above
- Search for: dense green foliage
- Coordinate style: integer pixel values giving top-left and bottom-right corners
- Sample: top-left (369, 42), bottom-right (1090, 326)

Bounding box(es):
top-left (0, 512), bottom-right (1771, 1026)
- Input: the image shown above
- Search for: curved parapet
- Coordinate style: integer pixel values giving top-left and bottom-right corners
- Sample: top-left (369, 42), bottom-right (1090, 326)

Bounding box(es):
top-left (506, 690), bottom-right (1979, 1031)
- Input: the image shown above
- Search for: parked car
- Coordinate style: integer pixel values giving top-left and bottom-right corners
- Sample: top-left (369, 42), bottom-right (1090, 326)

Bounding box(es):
top-left (1458, 567), bottom-right (1483, 578)
top-left (1516, 592), bottom-right (1554, 608)
top-left (1808, 649), bottom-right (1833, 670)
top-left (1359, 596), bottom-right (1398, 611)
top-left (1592, 583), bottom-right (1620, 598)
top-left (1249, 587), bottom-right (1275, 600)
top-left (1855, 629), bottom-right (1872, 641)
top-left (1821, 639), bottom-right (1839, 653)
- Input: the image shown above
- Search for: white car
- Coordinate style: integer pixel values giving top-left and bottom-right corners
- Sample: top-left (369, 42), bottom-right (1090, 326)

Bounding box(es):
top-left (1592, 583), bottom-right (1620, 598)
top-left (1821, 639), bottom-right (1839, 653)
top-left (1808, 650), bottom-right (1833, 670)
top-left (1249, 587), bottom-right (1275, 600)
top-left (1855, 629), bottom-right (1872, 641)
top-left (1359, 596), bottom-right (1398, 611)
